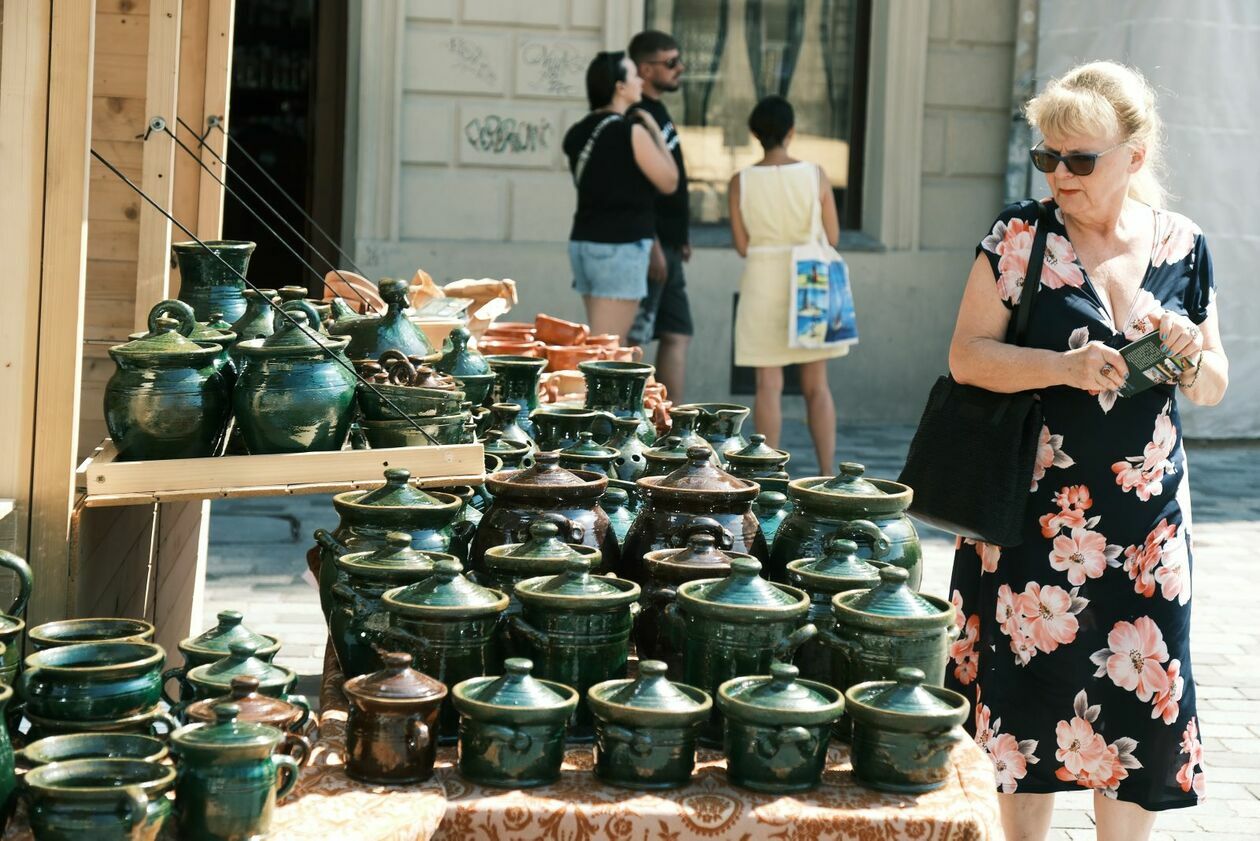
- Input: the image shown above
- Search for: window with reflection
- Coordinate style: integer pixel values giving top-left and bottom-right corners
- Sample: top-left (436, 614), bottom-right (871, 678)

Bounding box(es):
top-left (644, 0), bottom-right (870, 236)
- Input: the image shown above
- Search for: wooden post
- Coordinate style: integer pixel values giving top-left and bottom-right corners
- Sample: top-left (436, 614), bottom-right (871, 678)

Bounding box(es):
top-left (132, 0), bottom-right (182, 330)
top-left (197, 0), bottom-right (234, 238)
top-left (27, 0), bottom-right (97, 625)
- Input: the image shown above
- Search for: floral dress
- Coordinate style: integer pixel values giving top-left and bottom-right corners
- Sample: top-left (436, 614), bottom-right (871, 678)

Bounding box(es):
top-left (947, 199), bottom-right (1214, 811)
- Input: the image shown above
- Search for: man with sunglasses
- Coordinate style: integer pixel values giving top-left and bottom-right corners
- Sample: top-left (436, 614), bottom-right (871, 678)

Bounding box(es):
top-left (626, 30), bottom-right (693, 402)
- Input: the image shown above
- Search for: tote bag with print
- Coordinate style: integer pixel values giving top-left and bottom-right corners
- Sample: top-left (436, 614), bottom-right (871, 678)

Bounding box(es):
top-left (786, 167), bottom-right (858, 349)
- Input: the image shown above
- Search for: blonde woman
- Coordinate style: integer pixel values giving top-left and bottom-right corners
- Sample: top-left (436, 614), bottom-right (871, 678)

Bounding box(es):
top-left (945, 62), bottom-right (1227, 841)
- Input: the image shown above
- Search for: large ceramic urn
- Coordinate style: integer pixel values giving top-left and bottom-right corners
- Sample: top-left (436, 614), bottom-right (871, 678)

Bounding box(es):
top-left (173, 239), bottom-right (255, 323)
top-left (620, 446), bottom-right (766, 585)
top-left (769, 462), bottom-right (920, 587)
top-left (469, 453), bottom-right (618, 578)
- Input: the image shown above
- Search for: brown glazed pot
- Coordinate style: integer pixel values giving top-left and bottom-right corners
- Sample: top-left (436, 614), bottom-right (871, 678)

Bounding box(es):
top-left (342, 652), bottom-right (447, 784)
top-left (620, 446), bottom-right (767, 585)
top-left (184, 675), bottom-right (314, 754)
top-left (468, 452), bottom-right (618, 578)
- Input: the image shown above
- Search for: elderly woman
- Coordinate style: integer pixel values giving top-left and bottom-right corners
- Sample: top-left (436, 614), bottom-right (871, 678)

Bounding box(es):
top-left (946, 61), bottom-right (1227, 841)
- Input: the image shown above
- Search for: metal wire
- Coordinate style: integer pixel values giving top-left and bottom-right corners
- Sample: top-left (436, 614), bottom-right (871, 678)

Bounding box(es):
top-left (91, 147), bottom-right (440, 445)
top-left (187, 115), bottom-right (369, 279)
top-left (158, 121), bottom-right (378, 314)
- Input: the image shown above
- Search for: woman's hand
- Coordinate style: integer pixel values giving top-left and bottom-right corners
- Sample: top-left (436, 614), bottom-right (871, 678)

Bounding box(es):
top-left (1061, 341), bottom-right (1129, 393)
top-left (1151, 310), bottom-right (1205, 361)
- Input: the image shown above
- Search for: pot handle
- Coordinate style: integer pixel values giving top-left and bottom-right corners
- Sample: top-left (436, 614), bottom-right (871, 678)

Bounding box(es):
top-left (272, 752), bottom-right (302, 801)
top-left (330, 582), bottom-right (368, 616)
top-left (480, 723), bottom-right (533, 753)
top-left (628, 601), bottom-right (642, 622)
top-left (118, 784), bottom-right (150, 841)
top-left (650, 586), bottom-right (678, 606)
top-left (817, 627), bottom-right (857, 657)
top-left (283, 732), bottom-right (313, 768)
top-left (833, 519), bottom-right (892, 559)
top-left (662, 601), bottom-right (686, 648)
top-left (146, 299), bottom-right (197, 338)
top-left (453, 517), bottom-right (478, 546)
top-left (603, 724), bottom-right (654, 756)
top-left (160, 666), bottom-right (188, 709)
top-left (406, 715), bottom-right (432, 759)
top-left (508, 614), bottom-right (549, 650)
top-left (274, 300), bottom-right (323, 334)
top-left (755, 725), bottom-right (816, 759)
top-left (313, 529), bottom-right (349, 558)
top-left (149, 708), bottom-right (182, 738)
top-left (773, 622), bottom-right (818, 662)
top-left (536, 512), bottom-right (585, 544)
top-left (669, 516), bottom-right (734, 550)
top-left (913, 726), bottom-right (965, 762)
top-left (287, 694), bottom-right (313, 734)
top-left (379, 625), bottom-right (431, 653)
top-left (0, 549), bottom-right (33, 617)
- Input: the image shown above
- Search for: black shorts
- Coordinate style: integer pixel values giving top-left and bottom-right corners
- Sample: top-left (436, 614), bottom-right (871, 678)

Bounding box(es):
top-left (628, 244), bottom-right (693, 344)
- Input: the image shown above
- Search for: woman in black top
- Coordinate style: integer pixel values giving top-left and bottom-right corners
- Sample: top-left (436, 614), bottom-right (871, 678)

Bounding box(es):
top-left (563, 51), bottom-right (678, 341)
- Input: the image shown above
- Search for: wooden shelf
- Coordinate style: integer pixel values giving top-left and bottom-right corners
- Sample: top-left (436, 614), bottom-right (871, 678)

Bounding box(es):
top-left (75, 439), bottom-right (486, 507)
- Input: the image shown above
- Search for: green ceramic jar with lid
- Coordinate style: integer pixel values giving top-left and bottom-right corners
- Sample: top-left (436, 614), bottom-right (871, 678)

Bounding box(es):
top-left (509, 557), bottom-right (640, 739)
top-left (343, 652), bottom-right (447, 784)
top-left (23, 758), bottom-right (176, 841)
top-left (175, 641), bottom-right (297, 708)
top-left (330, 532), bottom-right (450, 678)
top-left (184, 675), bottom-right (312, 748)
top-left (725, 433), bottom-right (791, 480)
top-left (437, 327), bottom-right (494, 407)
top-left (479, 520), bottom-right (600, 619)
top-left (0, 550), bottom-right (34, 686)
top-left (558, 431), bottom-right (619, 478)
top-left (599, 486), bottom-right (634, 547)
top-left (717, 662), bottom-right (844, 792)
top-left (787, 537), bottom-right (886, 687)
top-left (170, 703), bottom-right (301, 841)
top-left (130, 302), bottom-right (237, 386)
top-left (380, 559), bottom-right (508, 742)
top-left (671, 557), bottom-right (815, 744)
top-left (162, 610), bottom-right (281, 705)
top-left (770, 461), bottom-right (919, 586)
top-left (328, 277), bottom-right (437, 361)
top-left (587, 660), bottom-right (711, 789)
top-left (451, 657), bottom-right (579, 788)
top-left (753, 491), bottom-right (790, 544)
top-left (845, 667), bottom-right (970, 793)
top-left (105, 300), bottom-right (230, 461)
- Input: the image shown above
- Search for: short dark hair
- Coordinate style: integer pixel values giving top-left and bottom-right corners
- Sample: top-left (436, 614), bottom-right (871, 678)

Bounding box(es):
top-left (586, 51), bottom-right (628, 110)
top-left (628, 30), bottom-right (679, 65)
top-left (748, 95), bottom-right (795, 150)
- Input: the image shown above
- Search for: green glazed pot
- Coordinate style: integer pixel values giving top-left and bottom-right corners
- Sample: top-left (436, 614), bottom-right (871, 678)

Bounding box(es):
top-left (718, 663), bottom-right (844, 793)
top-left (663, 408), bottom-right (712, 454)
top-left (21, 642), bottom-right (166, 722)
top-left (228, 288), bottom-right (280, 354)
top-left (343, 652), bottom-right (447, 784)
top-left (824, 566), bottom-right (957, 740)
top-left (769, 462), bottom-right (920, 587)
top-left (478, 520), bottom-right (600, 625)
top-left (24, 758), bottom-right (175, 841)
top-left (483, 433), bottom-right (533, 471)
top-left (437, 327), bottom-right (493, 406)
top-left (673, 403), bottom-right (750, 460)
top-left (451, 658), bottom-right (578, 788)
top-left (28, 618), bottom-right (155, 651)
top-left (23, 706), bottom-right (179, 742)
top-left (183, 676), bottom-right (313, 749)
top-left (484, 356), bottom-right (547, 439)
top-left (485, 402), bottom-right (537, 451)
top-left (105, 301), bottom-right (230, 461)
top-left (558, 431), bottom-right (619, 478)
top-left (600, 486), bottom-right (635, 547)
top-left (327, 278), bottom-right (437, 361)
top-left (174, 610), bottom-right (282, 671)
top-left (356, 380), bottom-right (465, 422)
top-left (16, 733), bottom-right (169, 768)
top-left (531, 407), bottom-right (606, 451)
top-left (588, 660), bottom-right (711, 790)
top-left (637, 529), bottom-right (748, 673)
top-left (129, 307), bottom-right (237, 387)
top-left (358, 413), bottom-right (470, 448)
top-left (640, 435), bottom-right (688, 478)
top-left (578, 360), bottom-right (656, 444)
top-left (753, 491), bottom-right (790, 544)
top-left (233, 310), bottom-right (357, 454)
top-left (725, 434), bottom-right (791, 480)
top-left (786, 538), bottom-right (884, 687)
top-left (845, 667), bottom-right (970, 793)
top-left (672, 558), bottom-right (815, 744)
top-left (0, 550), bottom-right (33, 687)
top-left (510, 558), bottom-right (640, 738)
top-left (174, 239), bottom-right (255, 322)
top-left (380, 560), bottom-right (509, 743)
top-left (314, 468), bottom-right (473, 623)
top-left (176, 641), bottom-right (296, 707)
top-left (329, 533), bottom-right (448, 678)
top-left (170, 703), bottom-right (301, 841)
top-left (0, 685), bottom-right (14, 825)
top-left (606, 416), bottom-right (650, 482)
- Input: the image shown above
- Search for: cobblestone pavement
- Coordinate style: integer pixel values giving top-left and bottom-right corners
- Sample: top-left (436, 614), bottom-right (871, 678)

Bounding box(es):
top-left (205, 422), bottom-right (1260, 839)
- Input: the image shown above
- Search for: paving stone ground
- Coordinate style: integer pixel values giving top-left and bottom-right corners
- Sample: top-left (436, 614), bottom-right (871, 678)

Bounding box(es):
top-left (205, 421), bottom-right (1260, 839)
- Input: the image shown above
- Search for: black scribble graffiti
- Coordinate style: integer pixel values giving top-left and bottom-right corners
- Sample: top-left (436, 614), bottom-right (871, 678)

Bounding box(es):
top-left (464, 115), bottom-right (552, 155)
top-left (520, 42), bottom-right (586, 96)
top-left (447, 36), bottom-right (499, 86)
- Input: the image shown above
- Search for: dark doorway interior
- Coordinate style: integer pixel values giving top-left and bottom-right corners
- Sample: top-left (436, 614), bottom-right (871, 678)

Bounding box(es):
top-left (222, 0), bottom-right (347, 295)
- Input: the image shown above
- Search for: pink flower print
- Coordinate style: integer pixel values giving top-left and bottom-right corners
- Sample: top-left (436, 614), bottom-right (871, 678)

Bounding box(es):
top-left (1049, 527), bottom-right (1123, 586)
top-left (1180, 717), bottom-right (1204, 766)
top-left (1040, 485), bottom-right (1093, 537)
top-left (1123, 290), bottom-right (1162, 340)
top-left (1053, 692), bottom-right (1142, 795)
top-left (1018, 582), bottom-right (1087, 654)
top-left (950, 614), bottom-right (981, 685)
top-left (990, 733), bottom-right (1040, 794)
top-left (1032, 425), bottom-right (1075, 492)
top-left (1087, 739), bottom-right (1142, 795)
top-left (963, 539), bottom-right (1001, 573)
top-left (1177, 717), bottom-right (1206, 795)
top-left (1113, 402), bottom-right (1177, 501)
top-left (1040, 232), bottom-right (1086, 290)
top-left (1152, 658), bottom-right (1184, 725)
top-left (1122, 542), bottom-right (1159, 598)
top-left (1154, 530), bottom-right (1191, 605)
top-left (986, 217), bottom-right (1035, 305)
top-left (974, 699), bottom-right (995, 751)
top-left (1091, 616), bottom-right (1171, 701)
top-left (995, 584), bottom-right (1020, 637)
top-left (1151, 212), bottom-right (1200, 267)
top-left (950, 589), bottom-right (966, 629)
top-left (1055, 716), bottom-right (1108, 778)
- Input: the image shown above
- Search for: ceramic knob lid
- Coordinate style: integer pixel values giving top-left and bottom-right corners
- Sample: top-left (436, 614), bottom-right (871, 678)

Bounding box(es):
top-left (346, 651), bottom-right (448, 702)
top-left (818, 462), bottom-right (885, 496)
top-left (656, 446), bottom-right (750, 492)
top-left (849, 667), bottom-right (960, 716)
top-left (183, 610), bottom-right (275, 658)
top-left (173, 701), bottom-right (283, 751)
top-left (846, 566), bottom-right (943, 618)
top-left (351, 467), bottom-right (446, 508)
top-left (339, 533), bottom-right (444, 578)
top-left (193, 640), bottom-right (293, 688)
top-left (507, 451), bottom-right (590, 487)
top-left (385, 559), bottom-right (508, 616)
top-left (729, 434), bottom-right (789, 465)
top-left (469, 658), bottom-right (569, 708)
top-left (691, 557), bottom-right (799, 608)
top-left (502, 521), bottom-right (587, 562)
top-left (791, 538), bottom-right (882, 583)
top-left (560, 432), bottom-right (616, 459)
top-left (601, 660), bottom-right (707, 712)
top-left (721, 662), bottom-right (836, 712)
top-left (112, 300), bottom-right (217, 359)
top-left (529, 557), bottom-right (623, 598)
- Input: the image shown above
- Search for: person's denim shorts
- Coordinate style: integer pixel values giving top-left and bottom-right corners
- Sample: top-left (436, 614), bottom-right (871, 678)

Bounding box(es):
top-left (569, 239), bottom-right (652, 300)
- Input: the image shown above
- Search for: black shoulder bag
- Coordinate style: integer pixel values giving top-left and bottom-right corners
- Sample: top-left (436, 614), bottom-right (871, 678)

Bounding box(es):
top-left (897, 202), bottom-right (1049, 547)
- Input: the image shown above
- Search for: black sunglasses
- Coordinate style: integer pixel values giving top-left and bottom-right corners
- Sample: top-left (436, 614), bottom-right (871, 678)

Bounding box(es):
top-left (645, 56), bottom-right (683, 69)
top-left (1029, 142), bottom-right (1127, 176)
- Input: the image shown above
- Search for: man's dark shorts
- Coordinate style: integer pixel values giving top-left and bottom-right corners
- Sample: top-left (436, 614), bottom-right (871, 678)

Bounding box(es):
top-left (628, 244), bottom-right (693, 344)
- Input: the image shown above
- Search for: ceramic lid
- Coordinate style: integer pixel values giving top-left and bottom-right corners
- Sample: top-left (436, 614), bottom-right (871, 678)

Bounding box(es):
top-left (172, 703), bottom-right (283, 752)
top-left (727, 434), bottom-right (789, 464)
top-left (383, 559), bottom-right (508, 618)
top-left (187, 641), bottom-right (295, 692)
top-left (817, 462), bottom-right (885, 496)
top-left (181, 610), bottom-right (279, 659)
top-left (485, 521), bottom-right (588, 565)
top-left (643, 436), bottom-right (688, 465)
top-left (787, 538), bottom-right (882, 590)
top-left (601, 486), bottom-right (629, 510)
top-left (184, 676), bottom-right (306, 728)
top-left (436, 327), bottom-right (491, 377)
top-left (464, 658), bottom-right (570, 708)
top-left (111, 302), bottom-right (220, 361)
top-left (199, 313), bottom-right (237, 340)
top-left (843, 566), bottom-right (941, 617)
top-left (683, 557), bottom-right (803, 611)
top-left (515, 558), bottom-right (639, 607)
top-left (483, 432), bottom-right (532, 459)
top-left (502, 451), bottom-right (587, 486)
top-left (336, 532), bottom-right (444, 580)
top-left (597, 661), bottom-right (706, 712)
top-left (344, 652), bottom-right (448, 703)
top-left (720, 663), bottom-right (837, 712)
top-left (654, 447), bottom-right (754, 493)
top-left (645, 533), bottom-right (739, 573)
top-left (844, 667), bottom-right (969, 733)
top-left (560, 432), bottom-right (617, 460)
top-left (237, 310), bottom-right (348, 356)
top-left (849, 667), bottom-right (956, 716)
top-left (350, 468), bottom-right (447, 508)
top-left (755, 491), bottom-right (788, 512)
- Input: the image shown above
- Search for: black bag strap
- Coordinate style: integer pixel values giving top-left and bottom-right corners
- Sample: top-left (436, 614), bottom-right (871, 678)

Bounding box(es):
top-left (1005, 201), bottom-right (1051, 347)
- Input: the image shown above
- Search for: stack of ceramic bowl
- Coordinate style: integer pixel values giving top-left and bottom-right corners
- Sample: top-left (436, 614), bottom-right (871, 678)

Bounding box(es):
top-left (354, 350), bottom-right (469, 447)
